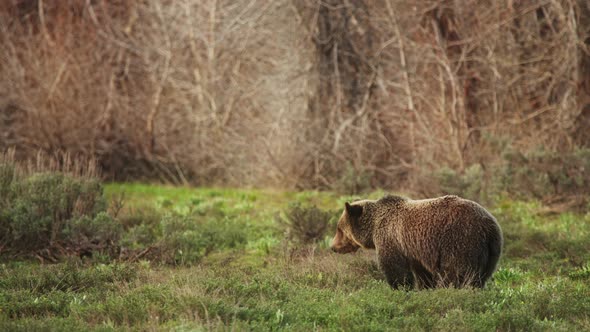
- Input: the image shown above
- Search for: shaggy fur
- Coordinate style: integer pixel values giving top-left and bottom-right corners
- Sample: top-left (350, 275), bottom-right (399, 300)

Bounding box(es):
top-left (331, 195), bottom-right (503, 289)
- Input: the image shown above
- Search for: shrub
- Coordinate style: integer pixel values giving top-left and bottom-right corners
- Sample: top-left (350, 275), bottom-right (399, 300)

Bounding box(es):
top-left (278, 202), bottom-right (334, 245)
top-left (500, 147), bottom-right (590, 200)
top-left (0, 156), bottom-right (119, 259)
top-left (160, 214), bottom-right (247, 265)
top-left (334, 163), bottom-right (373, 195)
top-left (431, 147), bottom-right (590, 205)
top-left (118, 205), bottom-right (162, 251)
top-left (435, 164), bottom-right (487, 202)
top-left (65, 212), bottom-right (122, 255)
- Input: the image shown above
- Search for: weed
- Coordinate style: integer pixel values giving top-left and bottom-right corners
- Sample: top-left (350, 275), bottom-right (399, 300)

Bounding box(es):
top-left (493, 268), bottom-right (525, 285)
top-left (569, 263), bottom-right (590, 280)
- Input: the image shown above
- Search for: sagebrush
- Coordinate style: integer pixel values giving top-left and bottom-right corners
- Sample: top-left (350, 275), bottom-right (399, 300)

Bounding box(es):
top-left (0, 156), bottom-right (119, 259)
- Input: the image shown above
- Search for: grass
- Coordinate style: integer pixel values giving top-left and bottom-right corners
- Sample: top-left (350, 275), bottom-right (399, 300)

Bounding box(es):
top-left (0, 183), bottom-right (589, 331)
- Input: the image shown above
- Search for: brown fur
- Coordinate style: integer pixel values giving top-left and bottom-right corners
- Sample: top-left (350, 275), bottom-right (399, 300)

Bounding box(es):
top-left (330, 195), bottom-right (503, 289)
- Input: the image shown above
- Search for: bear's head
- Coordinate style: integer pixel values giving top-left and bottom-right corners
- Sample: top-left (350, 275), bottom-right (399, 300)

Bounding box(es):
top-left (330, 201), bottom-right (374, 253)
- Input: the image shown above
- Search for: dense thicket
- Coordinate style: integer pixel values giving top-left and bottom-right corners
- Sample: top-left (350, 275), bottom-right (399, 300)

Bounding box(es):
top-left (1, 0), bottom-right (589, 198)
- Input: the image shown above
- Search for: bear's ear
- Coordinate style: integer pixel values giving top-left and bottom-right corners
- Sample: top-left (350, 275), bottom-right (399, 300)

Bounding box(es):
top-left (345, 202), bottom-right (363, 218)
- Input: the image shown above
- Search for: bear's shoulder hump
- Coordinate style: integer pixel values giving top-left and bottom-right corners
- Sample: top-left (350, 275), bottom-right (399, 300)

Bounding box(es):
top-left (378, 194), bottom-right (406, 205)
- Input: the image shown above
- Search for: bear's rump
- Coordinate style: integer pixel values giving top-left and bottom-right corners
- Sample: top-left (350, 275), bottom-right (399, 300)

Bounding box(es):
top-left (401, 208), bottom-right (497, 282)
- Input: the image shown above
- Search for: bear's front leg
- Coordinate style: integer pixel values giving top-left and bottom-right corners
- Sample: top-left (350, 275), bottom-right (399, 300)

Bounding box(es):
top-left (377, 252), bottom-right (414, 289)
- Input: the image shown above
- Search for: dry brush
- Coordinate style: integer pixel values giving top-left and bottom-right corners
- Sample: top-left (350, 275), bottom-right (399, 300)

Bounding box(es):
top-left (1, 0), bottom-right (589, 196)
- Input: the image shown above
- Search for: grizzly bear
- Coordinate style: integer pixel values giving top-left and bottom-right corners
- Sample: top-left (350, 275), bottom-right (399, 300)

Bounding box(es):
top-left (330, 195), bottom-right (503, 289)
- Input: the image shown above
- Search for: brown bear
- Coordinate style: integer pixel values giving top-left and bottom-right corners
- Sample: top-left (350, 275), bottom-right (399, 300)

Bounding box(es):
top-left (330, 194), bottom-right (503, 289)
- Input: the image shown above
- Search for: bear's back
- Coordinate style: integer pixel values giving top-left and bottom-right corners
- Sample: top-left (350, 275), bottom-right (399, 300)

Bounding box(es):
top-left (402, 195), bottom-right (494, 228)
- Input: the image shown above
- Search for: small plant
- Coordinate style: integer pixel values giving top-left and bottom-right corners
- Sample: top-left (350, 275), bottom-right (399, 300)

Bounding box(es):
top-left (247, 236), bottom-right (280, 255)
top-left (279, 202), bottom-right (334, 245)
top-left (0, 161), bottom-right (16, 201)
top-left (493, 268), bottom-right (525, 284)
top-left (569, 264), bottom-right (590, 280)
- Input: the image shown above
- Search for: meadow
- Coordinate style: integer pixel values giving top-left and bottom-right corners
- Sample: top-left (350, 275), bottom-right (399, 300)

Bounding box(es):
top-left (1, 182), bottom-right (589, 331)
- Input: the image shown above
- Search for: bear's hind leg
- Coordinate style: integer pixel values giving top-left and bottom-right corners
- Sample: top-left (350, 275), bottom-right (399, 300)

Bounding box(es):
top-left (378, 253), bottom-right (414, 289)
top-left (410, 261), bottom-right (435, 289)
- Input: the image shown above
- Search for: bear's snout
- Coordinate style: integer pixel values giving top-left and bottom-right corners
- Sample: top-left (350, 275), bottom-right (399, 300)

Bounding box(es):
top-left (330, 228), bottom-right (360, 254)
top-left (331, 242), bottom-right (360, 254)
top-left (329, 237), bottom-right (339, 252)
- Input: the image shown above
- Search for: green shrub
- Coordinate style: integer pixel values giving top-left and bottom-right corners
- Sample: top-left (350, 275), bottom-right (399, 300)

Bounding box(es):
top-left (435, 164), bottom-right (488, 202)
top-left (65, 212), bottom-right (122, 254)
top-left (335, 163), bottom-right (373, 195)
top-left (432, 147), bottom-right (590, 203)
top-left (500, 147), bottom-right (590, 200)
top-left (117, 205), bottom-right (162, 250)
top-left (0, 166), bottom-right (119, 258)
top-left (278, 202), bottom-right (334, 245)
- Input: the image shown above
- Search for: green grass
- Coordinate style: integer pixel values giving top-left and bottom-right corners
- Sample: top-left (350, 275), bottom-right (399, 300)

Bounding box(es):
top-left (1, 183), bottom-right (589, 331)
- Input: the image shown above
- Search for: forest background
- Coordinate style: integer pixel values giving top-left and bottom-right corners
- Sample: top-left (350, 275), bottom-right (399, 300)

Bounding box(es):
top-left (2, 0), bottom-right (590, 203)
